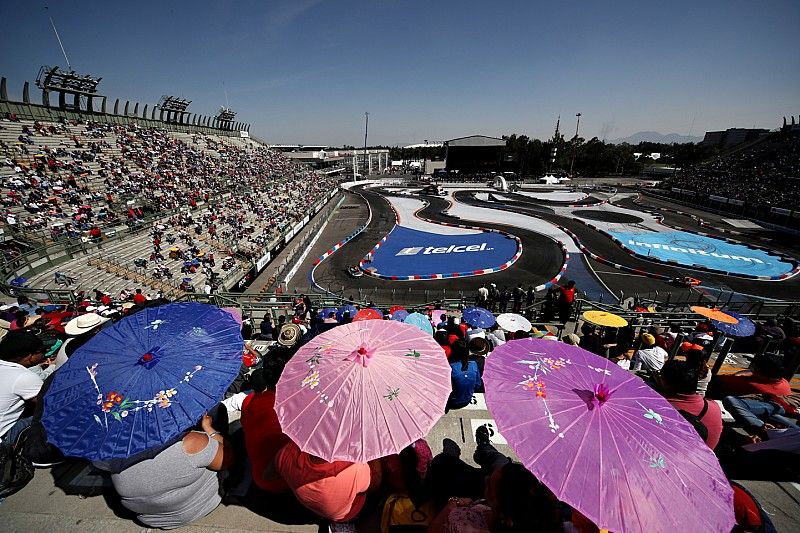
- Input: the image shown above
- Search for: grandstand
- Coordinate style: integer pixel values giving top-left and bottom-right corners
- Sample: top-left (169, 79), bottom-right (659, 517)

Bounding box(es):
top-left (0, 74), bottom-right (340, 298)
top-left (658, 129), bottom-right (800, 227)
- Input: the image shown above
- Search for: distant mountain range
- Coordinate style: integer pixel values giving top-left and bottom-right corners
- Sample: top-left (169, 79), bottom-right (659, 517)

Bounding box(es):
top-left (609, 131), bottom-right (703, 144)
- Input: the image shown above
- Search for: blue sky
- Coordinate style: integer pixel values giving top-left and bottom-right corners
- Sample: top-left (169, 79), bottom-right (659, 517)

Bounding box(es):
top-left (1, 0), bottom-right (798, 146)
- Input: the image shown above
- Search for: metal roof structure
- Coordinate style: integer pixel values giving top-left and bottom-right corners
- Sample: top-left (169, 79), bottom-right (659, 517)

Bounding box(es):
top-left (446, 135), bottom-right (506, 147)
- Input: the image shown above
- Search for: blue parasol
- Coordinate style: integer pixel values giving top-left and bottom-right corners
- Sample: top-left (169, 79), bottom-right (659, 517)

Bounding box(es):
top-left (317, 307), bottom-right (337, 319)
top-left (462, 306), bottom-right (496, 329)
top-left (42, 302), bottom-right (243, 461)
top-left (391, 309), bottom-right (410, 322)
top-left (712, 311), bottom-right (756, 337)
top-left (336, 304), bottom-right (358, 322)
top-left (404, 312), bottom-right (434, 335)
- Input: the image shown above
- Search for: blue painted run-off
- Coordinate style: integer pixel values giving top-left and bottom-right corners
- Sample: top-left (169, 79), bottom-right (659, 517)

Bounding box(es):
top-left (608, 230), bottom-right (793, 277)
top-left (368, 226), bottom-right (518, 277)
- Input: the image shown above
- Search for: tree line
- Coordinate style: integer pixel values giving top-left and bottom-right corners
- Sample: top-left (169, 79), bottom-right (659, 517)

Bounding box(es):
top-left (377, 136), bottom-right (717, 177)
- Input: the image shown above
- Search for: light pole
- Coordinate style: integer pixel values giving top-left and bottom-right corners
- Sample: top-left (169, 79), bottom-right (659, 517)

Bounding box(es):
top-left (423, 139), bottom-right (428, 177)
top-left (363, 111), bottom-right (369, 179)
top-left (569, 112), bottom-right (582, 178)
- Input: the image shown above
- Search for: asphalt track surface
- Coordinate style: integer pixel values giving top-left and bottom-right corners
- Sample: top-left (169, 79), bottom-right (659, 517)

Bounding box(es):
top-left (464, 191), bottom-right (800, 300)
top-left (572, 209), bottom-right (645, 224)
top-left (311, 187), bottom-right (564, 299)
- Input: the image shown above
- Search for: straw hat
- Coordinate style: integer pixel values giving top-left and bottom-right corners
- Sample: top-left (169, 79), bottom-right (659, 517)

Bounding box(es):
top-left (24, 314), bottom-right (41, 328)
top-left (64, 313), bottom-right (110, 336)
top-left (0, 319), bottom-right (10, 340)
top-left (277, 323), bottom-right (301, 347)
top-left (562, 333), bottom-right (581, 346)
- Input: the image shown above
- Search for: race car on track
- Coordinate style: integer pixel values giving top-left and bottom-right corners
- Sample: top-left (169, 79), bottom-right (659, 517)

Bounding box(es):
top-left (672, 276), bottom-right (702, 287)
top-left (347, 266), bottom-right (363, 278)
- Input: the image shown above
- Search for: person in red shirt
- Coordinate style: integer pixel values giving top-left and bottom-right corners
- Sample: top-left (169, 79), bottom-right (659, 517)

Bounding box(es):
top-left (240, 357), bottom-right (290, 493)
top-left (555, 280), bottom-right (576, 323)
top-left (660, 360), bottom-right (723, 449)
top-left (132, 289), bottom-right (146, 306)
top-left (273, 441), bottom-right (381, 522)
top-left (709, 353), bottom-right (792, 399)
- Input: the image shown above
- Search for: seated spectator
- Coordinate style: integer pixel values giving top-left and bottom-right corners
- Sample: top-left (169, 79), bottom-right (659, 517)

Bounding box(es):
top-left (109, 413), bottom-right (233, 529)
top-left (659, 360), bottom-right (723, 449)
top-left (684, 348), bottom-right (712, 396)
top-left (273, 440), bottom-right (381, 522)
top-left (62, 312), bottom-right (110, 357)
top-left (579, 325), bottom-right (604, 357)
top-left (722, 394), bottom-right (799, 442)
top-left (0, 331), bottom-right (45, 446)
top-left (240, 360), bottom-right (291, 493)
top-left (259, 317), bottom-right (274, 340)
top-left (427, 460), bottom-right (562, 532)
top-left (133, 288), bottom-right (146, 306)
top-left (631, 333), bottom-right (667, 372)
top-left (709, 353), bottom-right (792, 399)
top-left (447, 340), bottom-right (481, 411)
top-left (561, 333), bottom-right (581, 346)
top-left (381, 438), bottom-right (432, 496)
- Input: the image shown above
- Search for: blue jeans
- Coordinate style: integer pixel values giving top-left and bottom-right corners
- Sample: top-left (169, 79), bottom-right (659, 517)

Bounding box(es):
top-left (0, 416), bottom-right (32, 447)
top-left (722, 396), bottom-right (799, 430)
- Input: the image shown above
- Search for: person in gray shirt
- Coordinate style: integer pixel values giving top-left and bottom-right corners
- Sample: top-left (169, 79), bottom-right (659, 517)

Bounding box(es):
top-left (110, 414), bottom-right (233, 529)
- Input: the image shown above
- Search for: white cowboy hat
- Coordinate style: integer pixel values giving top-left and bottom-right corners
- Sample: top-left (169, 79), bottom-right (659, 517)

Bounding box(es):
top-left (0, 318), bottom-right (10, 340)
top-left (64, 313), bottom-right (110, 336)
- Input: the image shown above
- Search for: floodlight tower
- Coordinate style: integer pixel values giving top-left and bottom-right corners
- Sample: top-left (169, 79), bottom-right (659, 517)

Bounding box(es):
top-left (216, 107), bottom-right (237, 131)
top-left (157, 95), bottom-right (192, 123)
top-left (569, 112), bottom-right (582, 178)
top-left (36, 65), bottom-right (102, 112)
top-left (363, 112), bottom-right (370, 178)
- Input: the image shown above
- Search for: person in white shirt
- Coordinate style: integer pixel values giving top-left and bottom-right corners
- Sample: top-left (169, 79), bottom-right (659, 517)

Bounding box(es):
top-left (631, 333), bottom-right (668, 372)
top-left (0, 331), bottom-right (45, 446)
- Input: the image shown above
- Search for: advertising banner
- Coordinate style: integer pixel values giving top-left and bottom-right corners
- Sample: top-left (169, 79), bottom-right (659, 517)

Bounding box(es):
top-left (256, 252), bottom-right (271, 272)
top-left (607, 230), bottom-right (792, 277)
top-left (368, 227), bottom-right (518, 278)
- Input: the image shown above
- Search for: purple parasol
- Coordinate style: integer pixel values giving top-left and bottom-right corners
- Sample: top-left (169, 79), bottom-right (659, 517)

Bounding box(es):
top-left (483, 338), bottom-right (734, 533)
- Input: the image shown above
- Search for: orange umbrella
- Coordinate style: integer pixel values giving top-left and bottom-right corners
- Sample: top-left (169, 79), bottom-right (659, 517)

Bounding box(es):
top-left (690, 306), bottom-right (738, 324)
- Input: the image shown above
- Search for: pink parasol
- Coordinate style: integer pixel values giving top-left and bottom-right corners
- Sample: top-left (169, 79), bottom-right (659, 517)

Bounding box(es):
top-left (275, 321), bottom-right (450, 463)
top-left (429, 309), bottom-right (447, 326)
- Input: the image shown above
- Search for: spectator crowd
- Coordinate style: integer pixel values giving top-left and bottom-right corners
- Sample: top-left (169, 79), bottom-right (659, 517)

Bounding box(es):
top-left (1, 284), bottom-right (797, 532)
top-left (662, 132), bottom-right (800, 208)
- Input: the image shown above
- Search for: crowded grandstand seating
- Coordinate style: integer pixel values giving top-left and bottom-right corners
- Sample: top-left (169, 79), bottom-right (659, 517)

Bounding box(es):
top-left (662, 131), bottom-right (800, 208)
top-left (0, 115), bottom-right (336, 293)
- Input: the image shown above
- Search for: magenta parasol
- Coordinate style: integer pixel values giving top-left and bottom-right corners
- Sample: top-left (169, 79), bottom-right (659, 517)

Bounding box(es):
top-left (483, 339), bottom-right (734, 533)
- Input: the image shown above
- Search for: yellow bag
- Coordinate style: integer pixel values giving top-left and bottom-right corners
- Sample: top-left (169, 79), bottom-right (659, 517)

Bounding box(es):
top-left (380, 493), bottom-right (435, 533)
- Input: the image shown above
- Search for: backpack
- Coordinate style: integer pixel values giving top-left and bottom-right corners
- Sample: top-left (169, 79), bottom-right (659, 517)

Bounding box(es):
top-left (0, 426), bottom-right (35, 498)
top-left (678, 399), bottom-right (709, 442)
top-left (380, 493), bottom-right (435, 533)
